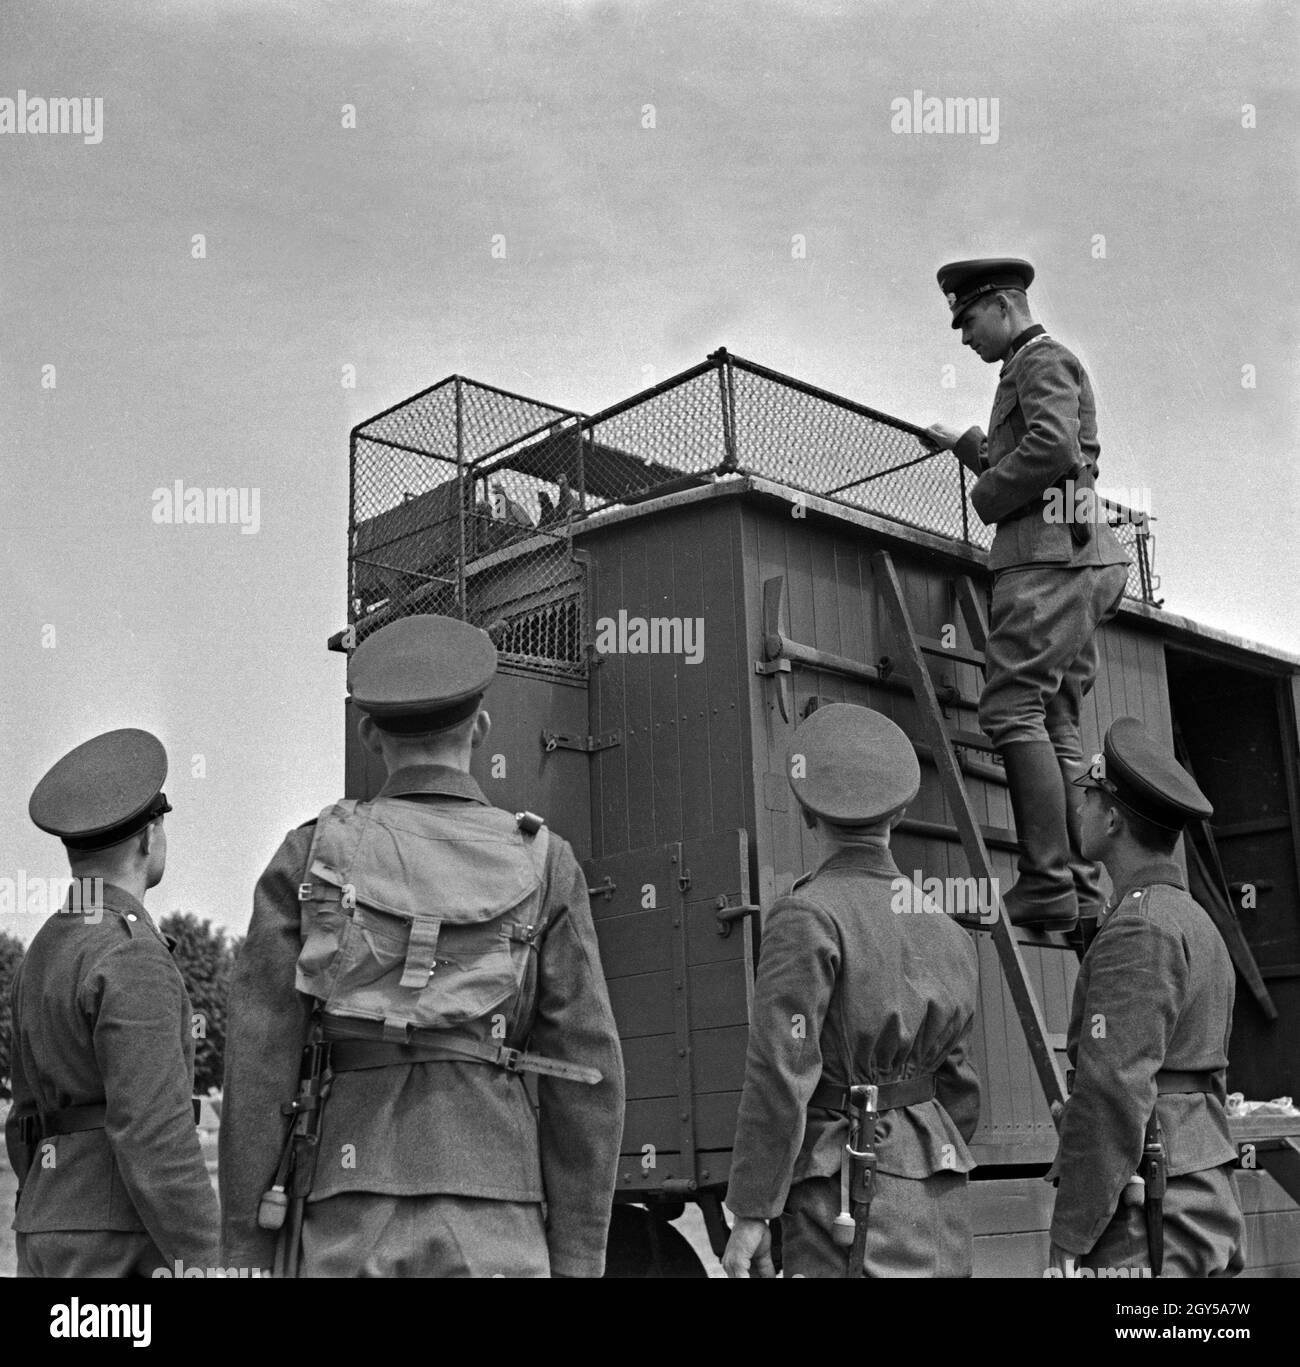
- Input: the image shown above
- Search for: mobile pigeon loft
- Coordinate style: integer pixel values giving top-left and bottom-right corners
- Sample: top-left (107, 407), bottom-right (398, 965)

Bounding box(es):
top-left (335, 349), bottom-right (1300, 1277)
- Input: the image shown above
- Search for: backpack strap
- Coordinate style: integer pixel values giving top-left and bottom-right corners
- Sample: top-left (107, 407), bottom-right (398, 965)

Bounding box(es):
top-left (504, 812), bottom-right (552, 1049)
top-left (296, 800), bottom-right (363, 910)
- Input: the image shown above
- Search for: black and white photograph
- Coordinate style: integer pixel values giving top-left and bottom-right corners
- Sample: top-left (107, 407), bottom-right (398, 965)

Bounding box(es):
top-left (1, 0), bottom-right (1297, 1338)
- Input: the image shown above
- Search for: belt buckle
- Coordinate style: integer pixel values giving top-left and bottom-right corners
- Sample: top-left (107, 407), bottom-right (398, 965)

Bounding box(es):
top-left (849, 1083), bottom-right (878, 1116)
top-left (498, 1046), bottom-right (523, 1072)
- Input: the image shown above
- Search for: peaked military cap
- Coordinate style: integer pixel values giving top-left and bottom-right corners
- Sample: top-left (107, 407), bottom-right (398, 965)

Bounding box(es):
top-left (788, 703), bottom-right (920, 825)
top-left (29, 728), bottom-right (172, 852)
top-left (348, 613), bottom-right (497, 735)
top-left (937, 257), bottom-right (1035, 328)
top-left (1073, 716), bottom-right (1213, 833)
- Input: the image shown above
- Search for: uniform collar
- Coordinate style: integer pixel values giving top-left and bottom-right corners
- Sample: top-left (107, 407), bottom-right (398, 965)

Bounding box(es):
top-left (59, 880), bottom-right (146, 918)
top-left (1102, 858), bottom-right (1186, 921)
top-left (1008, 323), bottom-right (1046, 357)
top-left (999, 323), bottom-right (1047, 372)
top-left (814, 842), bottom-right (902, 878)
top-left (377, 763), bottom-right (489, 805)
top-left (60, 881), bottom-right (167, 944)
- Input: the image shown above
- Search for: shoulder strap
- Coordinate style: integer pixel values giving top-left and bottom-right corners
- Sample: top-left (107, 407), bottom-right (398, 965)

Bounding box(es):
top-left (301, 798), bottom-right (361, 870)
top-left (505, 814), bottom-right (552, 1048)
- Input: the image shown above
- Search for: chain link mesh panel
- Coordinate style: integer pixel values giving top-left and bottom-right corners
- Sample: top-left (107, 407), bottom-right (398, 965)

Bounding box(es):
top-left (348, 358), bottom-right (1158, 674)
top-left (728, 362), bottom-right (981, 543)
top-left (350, 378), bottom-right (589, 677)
top-left (580, 363), bottom-right (729, 510)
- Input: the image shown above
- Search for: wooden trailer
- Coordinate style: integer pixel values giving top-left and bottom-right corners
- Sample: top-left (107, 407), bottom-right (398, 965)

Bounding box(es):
top-left (338, 350), bottom-right (1300, 1277)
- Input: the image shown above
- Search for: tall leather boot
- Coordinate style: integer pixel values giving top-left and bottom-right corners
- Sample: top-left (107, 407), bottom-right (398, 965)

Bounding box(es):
top-left (998, 740), bottom-right (1078, 930)
top-left (1059, 754), bottom-right (1107, 944)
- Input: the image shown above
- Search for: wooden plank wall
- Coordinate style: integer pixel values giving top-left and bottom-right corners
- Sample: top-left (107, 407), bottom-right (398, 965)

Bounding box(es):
top-left (971, 1171), bottom-right (1300, 1277)
top-left (343, 669), bottom-right (592, 861)
top-left (585, 833), bottom-right (752, 1192)
top-left (736, 499), bottom-right (1176, 1165)
top-left (578, 502), bottom-right (757, 1188)
top-left (584, 501), bottom-right (754, 861)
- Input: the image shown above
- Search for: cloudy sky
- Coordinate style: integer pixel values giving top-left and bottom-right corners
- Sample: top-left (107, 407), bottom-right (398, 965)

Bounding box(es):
top-left (2, 0), bottom-right (1296, 942)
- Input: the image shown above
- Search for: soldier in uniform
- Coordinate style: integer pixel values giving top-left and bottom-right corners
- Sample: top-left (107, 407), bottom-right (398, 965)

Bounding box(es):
top-left (1048, 716), bottom-right (1245, 1277)
top-left (5, 729), bottom-right (220, 1276)
top-left (927, 258), bottom-right (1132, 931)
top-left (219, 613), bottom-right (625, 1277)
top-left (722, 705), bottom-right (981, 1278)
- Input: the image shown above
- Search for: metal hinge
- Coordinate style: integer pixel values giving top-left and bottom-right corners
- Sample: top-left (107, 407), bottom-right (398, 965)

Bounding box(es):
top-left (541, 729), bottom-right (621, 753)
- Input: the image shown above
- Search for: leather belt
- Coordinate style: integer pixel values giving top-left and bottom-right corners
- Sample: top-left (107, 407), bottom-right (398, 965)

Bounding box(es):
top-left (810, 1073), bottom-right (936, 1113)
top-left (322, 1016), bottom-right (601, 1086)
top-left (1155, 1070), bottom-right (1218, 1094)
top-left (1064, 1068), bottom-right (1216, 1096)
top-left (997, 464), bottom-right (1098, 521)
top-left (15, 1098), bottom-right (202, 1145)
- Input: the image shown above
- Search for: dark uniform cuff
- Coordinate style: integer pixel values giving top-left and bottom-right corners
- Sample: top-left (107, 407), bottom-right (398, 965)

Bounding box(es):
top-left (953, 427), bottom-right (986, 474)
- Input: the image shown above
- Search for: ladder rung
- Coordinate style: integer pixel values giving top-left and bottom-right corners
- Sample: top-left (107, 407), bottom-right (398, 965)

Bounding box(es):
top-left (916, 635), bottom-right (987, 669)
top-left (948, 729), bottom-right (999, 755)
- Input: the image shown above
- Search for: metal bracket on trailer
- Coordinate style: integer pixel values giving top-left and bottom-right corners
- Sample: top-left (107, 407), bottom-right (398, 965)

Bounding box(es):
top-left (541, 728), bottom-right (621, 753)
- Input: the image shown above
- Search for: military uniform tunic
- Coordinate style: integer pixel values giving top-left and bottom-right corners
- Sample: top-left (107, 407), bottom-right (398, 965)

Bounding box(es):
top-left (4, 884), bottom-right (220, 1276)
top-left (726, 843), bottom-right (981, 1276)
top-left (1049, 858), bottom-right (1245, 1275)
top-left (954, 328), bottom-right (1130, 753)
top-left (220, 764), bottom-right (625, 1278)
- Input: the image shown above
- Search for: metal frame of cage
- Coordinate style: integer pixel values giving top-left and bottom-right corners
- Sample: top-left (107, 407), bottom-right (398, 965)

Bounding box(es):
top-left (346, 349), bottom-right (1160, 675)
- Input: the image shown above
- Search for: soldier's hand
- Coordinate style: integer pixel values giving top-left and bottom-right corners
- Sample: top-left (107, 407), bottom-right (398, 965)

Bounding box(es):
top-left (925, 422), bottom-right (963, 452)
top-left (722, 1217), bottom-right (774, 1278)
top-left (1048, 1242), bottom-right (1078, 1277)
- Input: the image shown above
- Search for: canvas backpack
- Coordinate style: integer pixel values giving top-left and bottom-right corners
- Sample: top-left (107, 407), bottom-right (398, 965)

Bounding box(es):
top-left (294, 796), bottom-right (550, 1047)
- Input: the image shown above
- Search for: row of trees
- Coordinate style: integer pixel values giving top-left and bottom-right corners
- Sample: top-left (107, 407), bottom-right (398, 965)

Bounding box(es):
top-left (0, 913), bottom-right (240, 1100)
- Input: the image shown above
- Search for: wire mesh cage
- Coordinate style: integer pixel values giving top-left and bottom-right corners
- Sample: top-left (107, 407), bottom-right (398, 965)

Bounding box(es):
top-left (349, 376), bottom-right (589, 677)
top-left (347, 351), bottom-right (1159, 676)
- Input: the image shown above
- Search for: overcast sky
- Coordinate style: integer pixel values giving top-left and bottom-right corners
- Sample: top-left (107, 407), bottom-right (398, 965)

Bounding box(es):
top-left (2, 0), bottom-right (1296, 943)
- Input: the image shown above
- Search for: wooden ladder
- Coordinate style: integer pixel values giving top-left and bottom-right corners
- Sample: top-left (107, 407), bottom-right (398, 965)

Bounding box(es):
top-left (872, 549), bottom-right (1068, 1116)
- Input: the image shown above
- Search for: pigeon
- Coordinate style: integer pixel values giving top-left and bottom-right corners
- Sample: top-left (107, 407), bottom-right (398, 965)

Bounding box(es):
top-left (538, 490), bottom-right (556, 524)
top-left (491, 482), bottom-right (533, 528)
top-left (553, 473), bottom-right (576, 521)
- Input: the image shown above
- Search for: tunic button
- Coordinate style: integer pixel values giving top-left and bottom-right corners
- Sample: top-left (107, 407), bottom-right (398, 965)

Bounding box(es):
top-left (126, 913), bottom-right (137, 921)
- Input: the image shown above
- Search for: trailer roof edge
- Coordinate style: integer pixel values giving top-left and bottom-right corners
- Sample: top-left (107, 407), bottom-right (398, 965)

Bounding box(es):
top-left (570, 475), bottom-right (1300, 672)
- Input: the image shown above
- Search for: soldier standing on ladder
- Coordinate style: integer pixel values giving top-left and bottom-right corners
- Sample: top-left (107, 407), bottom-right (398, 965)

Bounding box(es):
top-left (721, 705), bottom-right (981, 1278)
top-left (927, 258), bottom-right (1131, 933)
